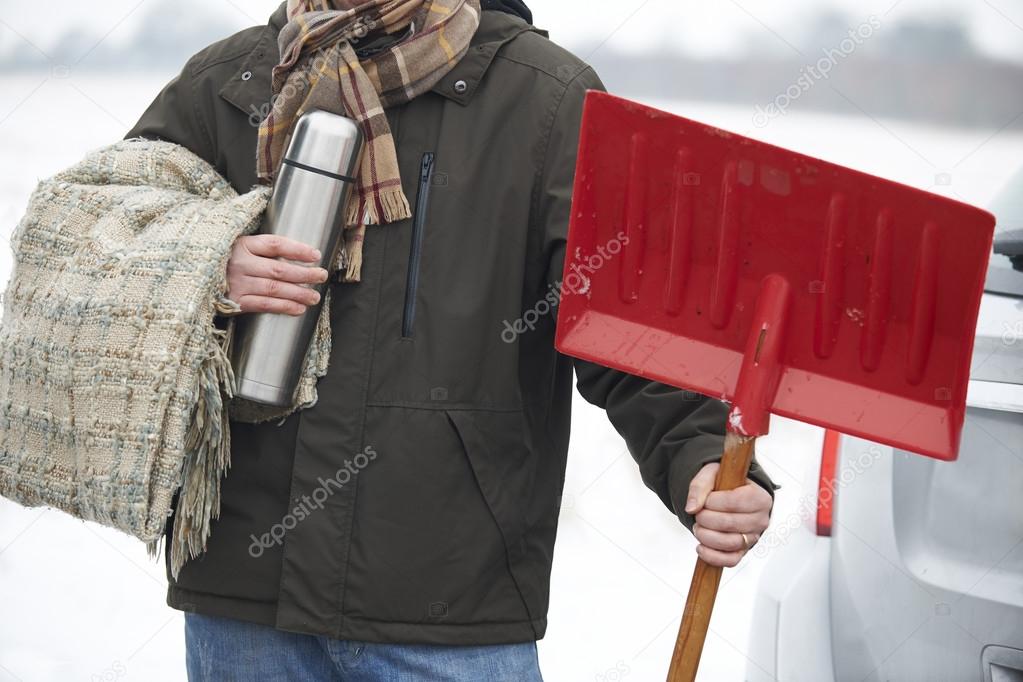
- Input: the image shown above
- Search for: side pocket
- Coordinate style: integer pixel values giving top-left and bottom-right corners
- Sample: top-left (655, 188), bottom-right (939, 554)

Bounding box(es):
top-left (401, 152), bottom-right (435, 339)
top-left (446, 409), bottom-right (540, 630)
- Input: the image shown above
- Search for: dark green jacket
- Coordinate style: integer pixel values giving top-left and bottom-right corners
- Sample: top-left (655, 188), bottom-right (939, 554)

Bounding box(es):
top-left (125, 4), bottom-right (775, 645)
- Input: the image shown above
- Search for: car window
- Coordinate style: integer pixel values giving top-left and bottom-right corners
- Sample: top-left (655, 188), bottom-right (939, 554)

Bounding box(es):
top-left (986, 167), bottom-right (1023, 295)
top-left (990, 166), bottom-right (1023, 236)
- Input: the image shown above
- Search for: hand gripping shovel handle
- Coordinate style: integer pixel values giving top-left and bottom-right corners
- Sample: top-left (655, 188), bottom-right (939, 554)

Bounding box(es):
top-left (667, 430), bottom-right (756, 682)
top-left (667, 274), bottom-right (792, 681)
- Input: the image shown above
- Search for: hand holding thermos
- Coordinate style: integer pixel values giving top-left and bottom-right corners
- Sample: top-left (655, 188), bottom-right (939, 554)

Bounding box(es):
top-left (225, 234), bottom-right (328, 317)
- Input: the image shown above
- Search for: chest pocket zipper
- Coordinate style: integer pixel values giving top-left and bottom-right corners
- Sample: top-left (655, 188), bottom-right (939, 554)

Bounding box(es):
top-left (402, 152), bottom-right (435, 338)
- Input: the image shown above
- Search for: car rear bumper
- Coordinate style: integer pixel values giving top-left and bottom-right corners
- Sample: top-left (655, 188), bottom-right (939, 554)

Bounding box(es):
top-left (747, 530), bottom-right (835, 682)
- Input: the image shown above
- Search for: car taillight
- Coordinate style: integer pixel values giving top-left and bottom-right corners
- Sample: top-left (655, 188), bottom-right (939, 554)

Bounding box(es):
top-left (816, 429), bottom-right (841, 536)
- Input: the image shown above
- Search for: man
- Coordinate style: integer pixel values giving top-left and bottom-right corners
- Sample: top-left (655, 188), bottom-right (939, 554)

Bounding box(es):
top-left (126, 0), bottom-right (775, 679)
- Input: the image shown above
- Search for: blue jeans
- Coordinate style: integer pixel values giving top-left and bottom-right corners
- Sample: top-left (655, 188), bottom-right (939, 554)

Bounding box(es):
top-left (184, 613), bottom-right (544, 681)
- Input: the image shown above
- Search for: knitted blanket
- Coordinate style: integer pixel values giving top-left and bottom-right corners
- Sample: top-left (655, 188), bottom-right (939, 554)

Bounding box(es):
top-left (0, 140), bottom-right (332, 578)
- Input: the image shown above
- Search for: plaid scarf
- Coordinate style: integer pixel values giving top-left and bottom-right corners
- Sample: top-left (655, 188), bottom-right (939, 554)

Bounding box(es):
top-left (257, 0), bottom-right (481, 282)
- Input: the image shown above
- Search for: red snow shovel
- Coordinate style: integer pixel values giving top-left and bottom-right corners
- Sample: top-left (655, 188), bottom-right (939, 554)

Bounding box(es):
top-left (554, 92), bottom-right (995, 682)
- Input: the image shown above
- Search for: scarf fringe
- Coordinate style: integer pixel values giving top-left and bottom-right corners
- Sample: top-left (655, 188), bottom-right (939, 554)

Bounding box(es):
top-left (166, 323), bottom-right (236, 580)
top-left (345, 189), bottom-right (411, 227)
top-left (343, 242), bottom-right (364, 283)
top-left (340, 224), bottom-right (365, 283)
top-left (376, 189), bottom-right (413, 224)
top-left (340, 190), bottom-right (410, 283)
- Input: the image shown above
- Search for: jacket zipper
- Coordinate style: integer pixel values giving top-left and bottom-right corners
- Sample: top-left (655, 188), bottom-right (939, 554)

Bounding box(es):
top-left (402, 152), bottom-right (435, 338)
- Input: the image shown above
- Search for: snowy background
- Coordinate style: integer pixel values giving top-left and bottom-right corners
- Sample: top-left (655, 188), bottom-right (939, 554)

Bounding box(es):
top-left (2, 1), bottom-right (1022, 681)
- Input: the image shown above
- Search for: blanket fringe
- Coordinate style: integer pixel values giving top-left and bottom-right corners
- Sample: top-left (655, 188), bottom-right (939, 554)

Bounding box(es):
top-left (146, 535), bottom-right (163, 561)
top-left (168, 323), bottom-right (236, 580)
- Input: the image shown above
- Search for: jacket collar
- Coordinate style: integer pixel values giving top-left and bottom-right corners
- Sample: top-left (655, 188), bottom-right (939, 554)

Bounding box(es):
top-left (219, 3), bottom-right (542, 116)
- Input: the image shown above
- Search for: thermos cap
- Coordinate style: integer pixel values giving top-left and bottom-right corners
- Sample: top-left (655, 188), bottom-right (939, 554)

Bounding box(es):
top-left (284, 110), bottom-right (364, 180)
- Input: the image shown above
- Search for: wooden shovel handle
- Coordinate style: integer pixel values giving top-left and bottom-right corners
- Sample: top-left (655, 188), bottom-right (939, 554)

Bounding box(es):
top-left (667, 430), bottom-right (757, 682)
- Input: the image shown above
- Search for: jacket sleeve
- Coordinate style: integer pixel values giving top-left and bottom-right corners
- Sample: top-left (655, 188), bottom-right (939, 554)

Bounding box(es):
top-left (538, 67), bottom-right (777, 531)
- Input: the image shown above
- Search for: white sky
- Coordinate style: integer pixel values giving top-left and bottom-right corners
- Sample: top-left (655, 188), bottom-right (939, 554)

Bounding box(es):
top-left (1, 0), bottom-right (1022, 63)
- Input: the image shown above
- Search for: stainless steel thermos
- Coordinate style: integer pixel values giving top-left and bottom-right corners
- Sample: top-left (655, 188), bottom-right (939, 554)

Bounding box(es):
top-left (231, 110), bottom-right (365, 406)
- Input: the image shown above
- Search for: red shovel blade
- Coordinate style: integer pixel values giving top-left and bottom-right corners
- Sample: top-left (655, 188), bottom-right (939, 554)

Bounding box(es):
top-left (555, 92), bottom-right (995, 461)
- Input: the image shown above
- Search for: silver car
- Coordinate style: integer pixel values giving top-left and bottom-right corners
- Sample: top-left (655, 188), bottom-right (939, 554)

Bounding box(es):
top-left (747, 168), bottom-right (1023, 682)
